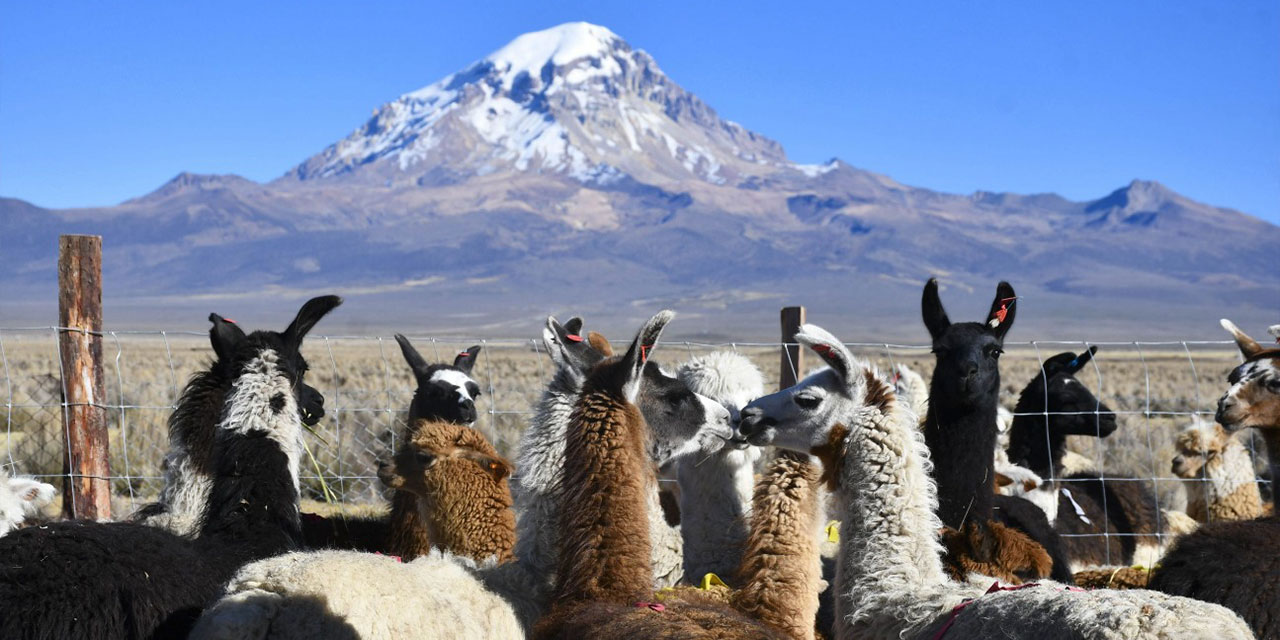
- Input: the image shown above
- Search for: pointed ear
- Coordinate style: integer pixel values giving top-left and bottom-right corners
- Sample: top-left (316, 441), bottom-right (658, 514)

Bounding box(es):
top-left (453, 346), bottom-right (481, 374)
top-left (921, 278), bottom-right (951, 340)
top-left (208, 313), bottom-right (247, 363)
top-left (462, 451), bottom-right (512, 482)
top-left (542, 316), bottom-right (601, 374)
top-left (1221, 319), bottom-right (1263, 358)
top-left (795, 324), bottom-right (857, 388)
top-left (9, 478), bottom-right (54, 507)
top-left (620, 311), bottom-right (675, 402)
top-left (1067, 345), bottom-right (1098, 374)
top-left (985, 281), bottom-right (1017, 340)
top-left (395, 334), bottom-right (432, 380)
top-left (563, 317), bottom-right (584, 337)
top-left (283, 295), bottom-right (342, 349)
top-left (587, 331), bottom-right (614, 357)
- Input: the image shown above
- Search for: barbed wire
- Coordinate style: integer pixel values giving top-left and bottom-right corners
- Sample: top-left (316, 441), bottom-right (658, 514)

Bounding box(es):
top-left (0, 325), bottom-right (1261, 556)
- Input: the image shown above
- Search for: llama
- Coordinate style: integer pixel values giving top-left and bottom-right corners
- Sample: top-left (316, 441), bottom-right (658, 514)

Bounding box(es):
top-left (674, 350), bottom-right (765, 582)
top-left (190, 419), bottom-right (524, 640)
top-left (919, 278), bottom-right (1074, 582)
top-left (735, 323), bottom-right (1254, 640)
top-left (533, 310), bottom-right (783, 639)
top-left (0, 468), bottom-right (55, 537)
top-left (1172, 419), bottom-right (1264, 523)
top-left (130, 308), bottom-right (329, 537)
top-left (0, 295), bottom-right (341, 640)
top-left (1149, 319), bottom-right (1280, 639)
top-left (1006, 345), bottom-right (1165, 569)
top-left (512, 315), bottom-right (727, 599)
top-left (305, 337), bottom-right (485, 558)
top-left (376, 419), bottom-right (516, 562)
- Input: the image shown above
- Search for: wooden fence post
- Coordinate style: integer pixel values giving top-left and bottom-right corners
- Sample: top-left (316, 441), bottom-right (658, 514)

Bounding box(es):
top-left (58, 235), bottom-right (112, 520)
top-left (779, 306), bottom-right (806, 391)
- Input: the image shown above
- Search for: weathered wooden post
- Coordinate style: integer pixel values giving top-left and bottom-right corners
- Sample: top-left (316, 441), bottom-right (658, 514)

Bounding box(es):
top-left (57, 234), bottom-right (112, 520)
top-left (779, 306), bottom-right (806, 391)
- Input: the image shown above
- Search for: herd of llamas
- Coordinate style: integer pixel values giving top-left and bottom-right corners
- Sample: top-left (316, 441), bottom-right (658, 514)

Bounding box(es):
top-left (0, 280), bottom-right (1276, 639)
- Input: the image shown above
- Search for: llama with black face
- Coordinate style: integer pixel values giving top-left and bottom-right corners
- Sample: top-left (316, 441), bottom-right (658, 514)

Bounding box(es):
top-left (920, 278), bottom-right (1074, 582)
top-left (1007, 345), bottom-right (1164, 570)
top-left (0, 296), bottom-right (341, 640)
top-left (131, 306), bottom-right (330, 537)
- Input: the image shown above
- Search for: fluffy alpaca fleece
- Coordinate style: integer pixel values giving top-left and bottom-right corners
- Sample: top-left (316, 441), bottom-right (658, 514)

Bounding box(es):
top-left (378, 419), bottom-right (516, 563)
top-left (533, 311), bottom-right (776, 640)
top-left (940, 520), bottom-right (1053, 584)
top-left (190, 550), bottom-right (528, 640)
top-left (736, 324), bottom-right (1253, 640)
top-left (1173, 420), bottom-right (1264, 523)
top-left (675, 350), bottom-right (766, 582)
top-left (0, 469), bottom-right (55, 537)
top-left (1073, 566), bottom-right (1153, 590)
top-left (890, 363), bottom-right (929, 422)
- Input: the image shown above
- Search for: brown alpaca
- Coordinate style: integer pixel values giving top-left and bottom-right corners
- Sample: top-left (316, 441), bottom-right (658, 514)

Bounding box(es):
top-left (1172, 420), bottom-right (1264, 523)
top-left (378, 419), bottom-right (516, 563)
top-left (729, 451), bottom-right (826, 640)
top-left (1073, 566), bottom-right (1153, 590)
top-left (940, 520), bottom-right (1054, 584)
top-left (533, 311), bottom-right (784, 640)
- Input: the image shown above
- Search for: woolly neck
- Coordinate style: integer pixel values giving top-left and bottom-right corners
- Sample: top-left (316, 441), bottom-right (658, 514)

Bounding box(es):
top-left (924, 398), bottom-right (1000, 529)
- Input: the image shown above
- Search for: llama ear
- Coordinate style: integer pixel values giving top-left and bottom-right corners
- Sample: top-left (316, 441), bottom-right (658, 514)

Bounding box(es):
top-left (1221, 319), bottom-right (1264, 358)
top-left (208, 313), bottom-right (247, 363)
top-left (985, 282), bottom-right (1017, 340)
top-left (563, 317), bottom-right (584, 337)
top-left (620, 310), bottom-right (675, 402)
top-left (394, 334), bottom-right (432, 380)
top-left (921, 278), bottom-right (951, 340)
top-left (467, 453), bottom-right (512, 482)
top-left (795, 324), bottom-right (857, 388)
top-left (587, 331), bottom-right (614, 357)
top-left (283, 295), bottom-right (342, 349)
top-left (1066, 345), bottom-right (1098, 374)
top-left (453, 346), bottom-right (481, 374)
top-left (543, 316), bottom-right (601, 374)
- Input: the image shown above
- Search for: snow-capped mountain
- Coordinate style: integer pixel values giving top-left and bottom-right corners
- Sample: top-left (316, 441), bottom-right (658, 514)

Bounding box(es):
top-left (284, 23), bottom-right (794, 188)
top-left (1, 22), bottom-right (1277, 338)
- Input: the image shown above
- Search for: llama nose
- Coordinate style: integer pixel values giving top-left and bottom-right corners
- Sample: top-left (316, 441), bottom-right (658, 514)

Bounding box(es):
top-left (1215, 397), bottom-right (1231, 425)
top-left (737, 407), bottom-right (765, 438)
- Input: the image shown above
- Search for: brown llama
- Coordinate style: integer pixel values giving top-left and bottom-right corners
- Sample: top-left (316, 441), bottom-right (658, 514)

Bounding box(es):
top-left (377, 418), bottom-right (516, 563)
top-left (533, 311), bottom-right (783, 640)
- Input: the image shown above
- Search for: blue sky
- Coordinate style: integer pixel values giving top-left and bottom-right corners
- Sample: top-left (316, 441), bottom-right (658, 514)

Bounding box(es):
top-left (2, 2), bottom-right (1277, 222)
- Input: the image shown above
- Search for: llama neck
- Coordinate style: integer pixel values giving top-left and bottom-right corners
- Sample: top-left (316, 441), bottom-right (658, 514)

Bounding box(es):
top-left (150, 369), bottom-right (228, 535)
top-left (1007, 410), bottom-right (1065, 479)
top-left (676, 446), bottom-right (756, 580)
top-left (513, 376), bottom-right (578, 576)
top-left (420, 480), bottom-right (516, 564)
top-left (1264, 430), bottom-right (1280, 511)
top-left (387, 490), bottom-right (432, 560)
top-left (924, 396), bottom-right (998, 529)
top-left (552, 387), bottom-right (653, 604)
top-left (730, 451), bottom-right (824, 640)
top-left (832, 406), bottom-right (966, 638)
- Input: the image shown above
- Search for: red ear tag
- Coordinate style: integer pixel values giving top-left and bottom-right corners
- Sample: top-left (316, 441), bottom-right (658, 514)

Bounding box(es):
top-left (891, 371), bottom-right (901, 385)
top-left (812, 344), bottom-right (833, 358)
top-left (640, 345), bottom-right (650, 362)
top-left (457, 351), bottom-right (471, 359)
top-left (565, 334), bottom-right (583, 343)
top-left (224, 318), bottom-right (236, 324)
top-left (634, 602), bottom-right (665, 612)
top-left (988, 297), bottom-right (1017, 328)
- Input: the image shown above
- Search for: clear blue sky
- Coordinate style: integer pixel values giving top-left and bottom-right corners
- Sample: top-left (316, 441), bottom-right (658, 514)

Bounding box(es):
top-left (2, 1), bottom-right (1277, 222)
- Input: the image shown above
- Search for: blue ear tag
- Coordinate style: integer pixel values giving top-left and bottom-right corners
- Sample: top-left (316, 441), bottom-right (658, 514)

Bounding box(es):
top-left (1069, 359), bottom-right (1078, 368)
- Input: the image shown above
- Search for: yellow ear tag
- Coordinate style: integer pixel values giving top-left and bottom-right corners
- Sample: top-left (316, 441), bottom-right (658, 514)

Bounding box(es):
top-left (825, 520), bottom-right (841, 543)
top-left (699, 573), bottom-right (729, 590)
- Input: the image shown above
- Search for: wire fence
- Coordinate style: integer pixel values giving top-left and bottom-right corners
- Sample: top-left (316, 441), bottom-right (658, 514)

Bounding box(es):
top-left (0, 326), bottom-right (1264, 559)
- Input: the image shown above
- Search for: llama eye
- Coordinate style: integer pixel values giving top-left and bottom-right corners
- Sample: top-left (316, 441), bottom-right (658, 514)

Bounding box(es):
top-left (414, 450), bottom-right (436, 466)
top-left (985, 346), bottom-right (1003, 359)
top-left (795, 395), bottom-right (821, 410)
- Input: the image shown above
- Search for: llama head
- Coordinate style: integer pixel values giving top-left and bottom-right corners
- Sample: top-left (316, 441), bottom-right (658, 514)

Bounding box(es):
top-left (0, 470), bottom-right (56, 537)
top-left (921, 278), bottom-right (1015, 406)
top-left (209, 295), bottom-right (342, 438)
top-left (377, 419), bottom-right (512, 501)
top-left (1216, 319), bottom-right (1280, 432)
top-left (737, 324), bottom-right (893, 456)
top-left (395, 334), bottom-right (483, 426)
top-left (676, 351), bottom-right (765, 422)
top-left (540, 315), bottom-right (605, 386)
top-left (1171, 419), bottom-right (1228, 479)
top-left (1018, 346), bottom-right (1117, 438)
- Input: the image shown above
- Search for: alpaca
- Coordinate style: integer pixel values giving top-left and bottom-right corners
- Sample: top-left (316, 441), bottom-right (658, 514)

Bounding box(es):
top-left (919, 278), bottom-right (1074, 582)
top-left (305, 337), bottom-right (486, 558)
top-left (0, 469), bottom-right (55, 537)
top-left (131, 308), bottom-right (329, 537)
top-left (889, 362), bottom-right (929, 421)
top-left (1007, 345), bottom-right (1165, 569)
top-left (674, 350), bottom-right (765, 582)
top-left (0, 296), bottom-right (341, 640)
top-left (191, 420), bottom-right (524, 640)
top-left (512, 315), bottom-right (727, 599)
top-left (533, 310), bottom-right (782, 639)
top-left (736, 323), bottom-right (1253, 640)
top-left (1172, 419), bottom-right (1264, 523)
top-left (376, 419), bottom-right (516, 563)
top-left (1149, 319), bottom-right (1280, 639)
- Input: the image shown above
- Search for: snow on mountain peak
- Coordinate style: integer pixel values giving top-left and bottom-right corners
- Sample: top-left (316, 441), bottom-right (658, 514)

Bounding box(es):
top-left (483, 22), bottom-right (624, 90)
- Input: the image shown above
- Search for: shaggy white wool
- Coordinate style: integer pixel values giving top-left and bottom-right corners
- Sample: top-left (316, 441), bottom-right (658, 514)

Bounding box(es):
top-left (220, 351), bottom-right (304, 497)
top-left (0, 469), bottom-right (55, 537)
top-left (189, 549), bottom-right (529, 640)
